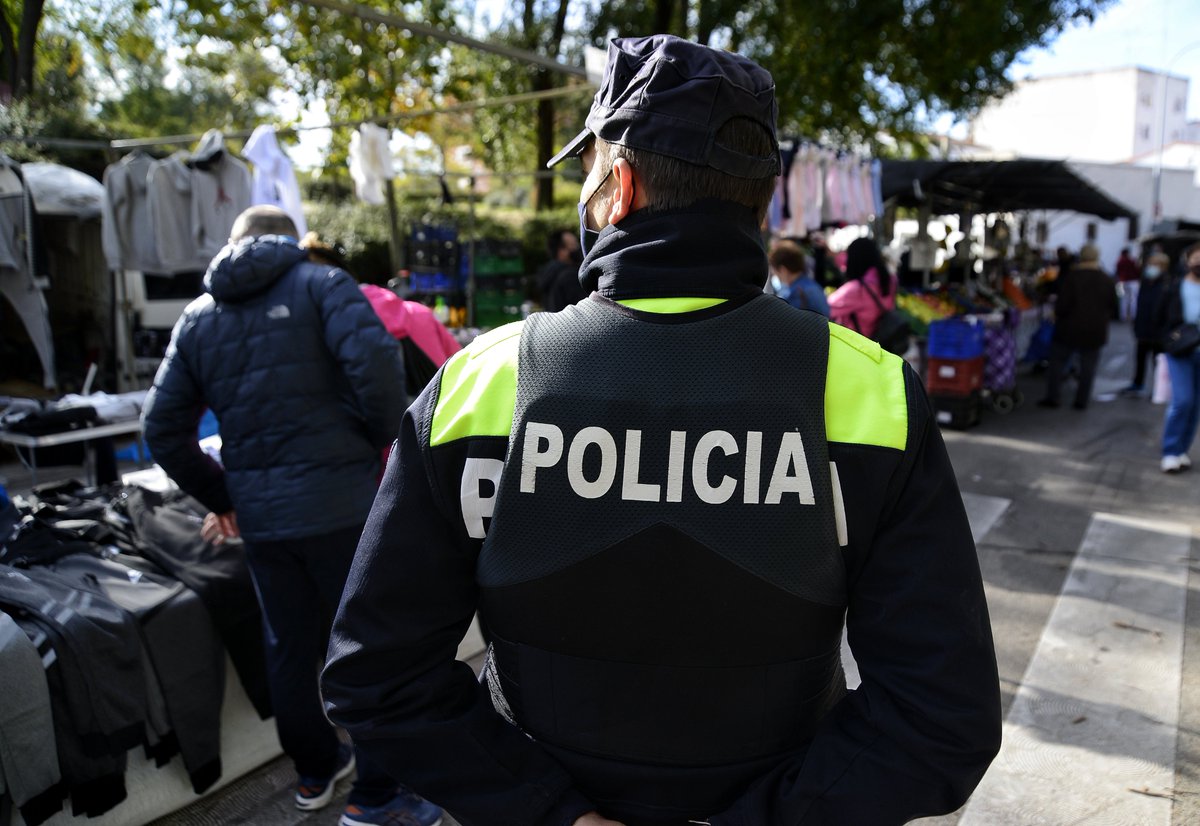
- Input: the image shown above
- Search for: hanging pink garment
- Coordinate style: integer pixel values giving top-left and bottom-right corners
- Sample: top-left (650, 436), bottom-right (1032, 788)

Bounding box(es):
top-left (786, 155), bottom-right (806, 236)
top-left (806, 150), bottom-right (824, 230)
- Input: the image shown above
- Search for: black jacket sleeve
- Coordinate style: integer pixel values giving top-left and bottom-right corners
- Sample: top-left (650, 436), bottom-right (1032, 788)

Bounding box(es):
top-left (314, 269), bottom-right (407, 449)
top-left (712, 379), bottom-right (1001, 825)
top-left (141, 316), bottom-right (233, 515)
top-left (321, 386), bottom-right (596, 826)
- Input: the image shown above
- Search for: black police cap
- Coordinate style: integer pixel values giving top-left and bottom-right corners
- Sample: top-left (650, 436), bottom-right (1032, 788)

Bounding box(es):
top-left (547, 34), bottom-right (781, 179)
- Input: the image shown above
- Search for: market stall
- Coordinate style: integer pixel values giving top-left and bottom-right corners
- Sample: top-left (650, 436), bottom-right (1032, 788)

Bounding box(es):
top-left (879, 158), bottom-right (1138, 428)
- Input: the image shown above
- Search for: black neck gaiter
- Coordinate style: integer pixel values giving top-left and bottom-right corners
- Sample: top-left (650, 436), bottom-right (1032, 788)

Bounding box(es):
top-left (578, 200), bottom-right (769, 302)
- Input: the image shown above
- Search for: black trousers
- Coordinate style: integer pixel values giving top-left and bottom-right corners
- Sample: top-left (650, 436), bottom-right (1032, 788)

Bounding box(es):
top-left (243, 524), bottom-right (396, 807)
top-left (1045, 341), bottom-right (1100, 408)
top-left (1132, 339), bottom-right (1163, 388)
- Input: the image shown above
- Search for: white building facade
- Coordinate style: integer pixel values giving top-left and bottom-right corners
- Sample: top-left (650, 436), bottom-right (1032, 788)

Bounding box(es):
top-left (970, 67), bottom-right (1192, 163)
top-left (965, 67), bottom-right (1200, 269)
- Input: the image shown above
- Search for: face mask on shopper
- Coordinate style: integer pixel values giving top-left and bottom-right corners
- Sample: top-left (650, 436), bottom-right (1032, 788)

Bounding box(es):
top-left (1144, 266), bottom-right (1162, 279)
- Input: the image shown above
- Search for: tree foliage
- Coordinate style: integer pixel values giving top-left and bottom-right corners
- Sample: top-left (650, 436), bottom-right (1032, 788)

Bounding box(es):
top-left (588, 0), bottom-right (1115, 148)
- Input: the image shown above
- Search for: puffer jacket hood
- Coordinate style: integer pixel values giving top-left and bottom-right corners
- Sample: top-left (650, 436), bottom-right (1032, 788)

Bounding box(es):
top-left (205, 235), bottom-right (308, 302)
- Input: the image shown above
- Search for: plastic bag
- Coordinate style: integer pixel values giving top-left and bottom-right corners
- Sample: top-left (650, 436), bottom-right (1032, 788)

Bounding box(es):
top-left (1152, 353), bottom-right (1172, 405)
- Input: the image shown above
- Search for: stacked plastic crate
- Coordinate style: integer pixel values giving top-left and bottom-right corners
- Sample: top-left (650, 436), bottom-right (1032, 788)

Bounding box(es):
top-left (925, 317), bottom-right (986, 429)
top-left (406, 222), bottom-right (464, 327)
top-left (471, 239), bottom-right (526, 328)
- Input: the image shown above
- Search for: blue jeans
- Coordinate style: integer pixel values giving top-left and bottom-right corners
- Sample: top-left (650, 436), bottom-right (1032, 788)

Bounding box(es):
top-left (1163, 349), bottom-right (1200, 457)
top-left (244, 524), bottom-right (396, 807)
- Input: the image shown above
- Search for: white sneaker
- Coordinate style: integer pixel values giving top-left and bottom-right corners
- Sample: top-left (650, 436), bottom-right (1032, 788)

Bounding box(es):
top-left (1179, 454), bottom-right (1192, 470)
top-left (1162, 455), bottom-right (1183, 473)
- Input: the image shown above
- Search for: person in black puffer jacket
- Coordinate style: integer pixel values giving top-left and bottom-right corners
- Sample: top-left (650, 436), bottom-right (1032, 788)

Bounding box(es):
top-left (1120, 250), bottom-right (1172, 397)
top-left (142, 206), bottom-right (442, 826)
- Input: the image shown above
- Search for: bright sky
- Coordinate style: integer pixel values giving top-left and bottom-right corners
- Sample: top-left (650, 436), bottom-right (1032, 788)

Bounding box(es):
top-left (288, 0), bottom-right (1200, 169)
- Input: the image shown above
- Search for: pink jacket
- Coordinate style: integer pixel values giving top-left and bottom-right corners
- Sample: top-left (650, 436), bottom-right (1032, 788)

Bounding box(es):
top-left (827, 267), bottom-right (896, 340)
top-left (360, 285), bottom-right (461, 366)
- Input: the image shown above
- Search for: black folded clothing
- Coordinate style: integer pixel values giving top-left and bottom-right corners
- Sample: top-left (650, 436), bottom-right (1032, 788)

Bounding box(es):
top-left (5, 405), bottom-right (99, 436)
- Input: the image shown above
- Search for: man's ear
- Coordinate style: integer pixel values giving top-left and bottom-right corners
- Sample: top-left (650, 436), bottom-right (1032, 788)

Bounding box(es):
top-left (607, 158), bottom-right (640, 224)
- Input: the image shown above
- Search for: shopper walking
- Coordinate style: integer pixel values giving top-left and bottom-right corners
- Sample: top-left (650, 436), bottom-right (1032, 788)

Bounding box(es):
top-left (1038, 244), bottom-right (1119, 410)
top-left (767, 238), bottom-right (829, 316)
top-left (323, 35), bottom-right (999, 826)
top-left (1119, 251), bottom-right (1170, 398)
top-left (1158, 243), bottom-right (1200, 473)
top-left (827, 236), bottom-right (897, 339)
top-left (142, 206), bottom-right (442, 826)
top-left (1115, 247), bottom-right (1141, 322)
top-left (537, 228), bottom-right (588, 311)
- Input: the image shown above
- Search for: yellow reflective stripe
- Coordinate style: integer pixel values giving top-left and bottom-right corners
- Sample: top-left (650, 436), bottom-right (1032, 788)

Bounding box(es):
top-left (617, 297), bottom-right (727, 313)
top-left (825, 323), bottom-right (908, 450)
top-left (430, 321), bottom-right (523, 446)
top-left (430, 315), bottom-right (906, 451)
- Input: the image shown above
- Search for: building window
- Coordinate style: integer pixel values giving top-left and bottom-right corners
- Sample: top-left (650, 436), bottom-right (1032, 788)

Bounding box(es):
top-left (1141, 93), bottom-right (1153, 106)
top-left (1086, 222), bottom-right (1098, 242)
top-left (1140, 125), bottom-right (1151, 140)
top-left (1036, 221), bottom-right (1048, 244)
top-left (1176, 98), bottom-right (1185, 113)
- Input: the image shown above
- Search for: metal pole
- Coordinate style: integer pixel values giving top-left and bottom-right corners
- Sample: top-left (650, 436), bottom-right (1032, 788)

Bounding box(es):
top-left (467, 176), bottom-right (477, 327)
top-left (385, 178), bottom-right (403, 278)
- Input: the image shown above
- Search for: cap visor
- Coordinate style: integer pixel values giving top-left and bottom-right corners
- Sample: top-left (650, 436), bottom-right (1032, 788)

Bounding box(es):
top-left (546, 127), bottom-right (593, 169)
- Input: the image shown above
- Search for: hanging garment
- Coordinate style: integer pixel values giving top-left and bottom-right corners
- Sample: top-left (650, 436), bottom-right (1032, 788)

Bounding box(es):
top-left (348, 123), bottom-right (394, 205)
top-left (0, 155), bottom-right (56, 388)
top-left (0, 157), bottom-right (26, 271)
top-left (148, 152), bottom-right (207, 273)
top-left (242, 125), bottom-right (307, 237)
top-left (785, 149), bottom-right (807, 236)
top-left (871, 159), bottom-right (884, 219)
top-left (189, 131), bottom-right (252, 262)
top-left (101, 152), bottom-right (167, 273)
top-left (857, 160), bottom-right (875, 224)
top-left (0, 612), bottom-right (63, 826)
top-left (805, 148), bottom-right (824, 231)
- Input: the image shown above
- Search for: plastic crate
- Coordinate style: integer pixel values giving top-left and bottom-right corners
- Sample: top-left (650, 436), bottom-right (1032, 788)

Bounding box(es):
top-left (983, 327), bottom-right (1017, 391)
top-left (926, 356), bottom-right (985, 396)
top-left (931, 392), bottom-right (981, 430)
top-left (927, 317), bottom-right (986, 359)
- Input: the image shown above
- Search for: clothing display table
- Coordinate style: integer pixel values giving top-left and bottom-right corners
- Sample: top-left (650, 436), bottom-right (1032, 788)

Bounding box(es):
top-left (0, 419), bottom-right (144, 486)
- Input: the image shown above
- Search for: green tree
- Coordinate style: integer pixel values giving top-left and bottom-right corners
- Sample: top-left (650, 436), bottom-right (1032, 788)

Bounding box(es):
top-left (588, 0), bottom-right (1114, 148)
top-left (0, 0), bottom-right (47, 99)
top-left (175, 1), bottom-right (454, 158)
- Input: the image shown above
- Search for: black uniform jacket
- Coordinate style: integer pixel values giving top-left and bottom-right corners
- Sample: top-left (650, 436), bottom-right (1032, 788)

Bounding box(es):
top-left (323, 202), bottom-right (1001, 826)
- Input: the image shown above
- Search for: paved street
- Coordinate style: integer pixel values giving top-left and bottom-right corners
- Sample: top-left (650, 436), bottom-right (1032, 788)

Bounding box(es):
top-left (5, 319), bottom-right (1198, 826)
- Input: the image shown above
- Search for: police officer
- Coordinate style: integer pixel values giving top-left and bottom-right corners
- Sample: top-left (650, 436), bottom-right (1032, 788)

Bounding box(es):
top-left (323, 35), bottom-right (1001, 826)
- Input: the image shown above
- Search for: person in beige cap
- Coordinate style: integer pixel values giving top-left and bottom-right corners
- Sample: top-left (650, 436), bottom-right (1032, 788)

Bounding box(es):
top-left (1038, 243), bottom-right (1119, 410)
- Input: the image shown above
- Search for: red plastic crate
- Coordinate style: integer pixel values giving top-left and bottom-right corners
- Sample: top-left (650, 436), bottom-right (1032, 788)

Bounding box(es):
top-left (926, 356), bottom-right (985, 396)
